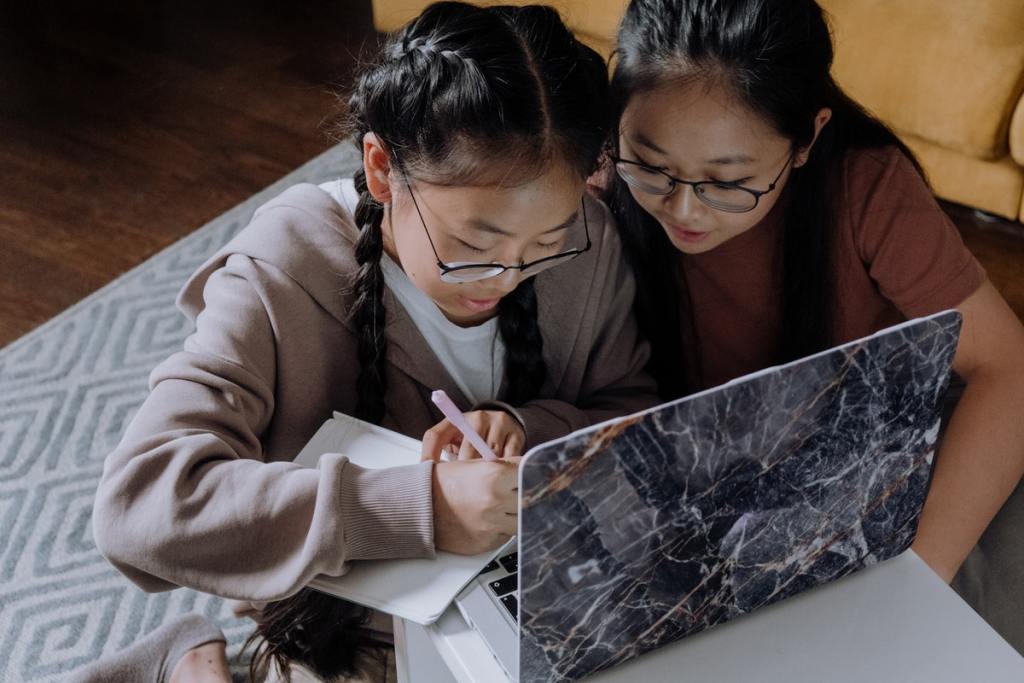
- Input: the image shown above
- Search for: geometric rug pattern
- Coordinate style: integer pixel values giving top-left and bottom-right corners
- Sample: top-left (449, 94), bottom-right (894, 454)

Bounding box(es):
top-left (0, 143), bottom-right (360, 682)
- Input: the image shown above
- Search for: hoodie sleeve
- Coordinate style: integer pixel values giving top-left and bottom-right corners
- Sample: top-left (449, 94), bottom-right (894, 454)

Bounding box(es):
top-left (514, 201), bottom-right (660, 449)
top-left (91, 253), bottom-right (435, 602)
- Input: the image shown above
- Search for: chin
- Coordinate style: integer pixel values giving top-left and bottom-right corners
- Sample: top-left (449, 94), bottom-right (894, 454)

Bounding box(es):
top-left (438, 300), bottom-right (496, 327)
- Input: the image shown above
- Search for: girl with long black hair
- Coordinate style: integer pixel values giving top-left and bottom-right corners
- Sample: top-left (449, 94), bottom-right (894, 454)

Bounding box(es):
top-left (84, 3), bottom-right (656, 681)
top-left (605, 0), bottom-right (1024, 603)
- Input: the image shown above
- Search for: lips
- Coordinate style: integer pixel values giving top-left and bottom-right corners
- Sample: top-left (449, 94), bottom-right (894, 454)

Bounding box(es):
top-left (461, 296), bottom-right (502, 313)
top-left (665, 221), bottom-right (711, 244)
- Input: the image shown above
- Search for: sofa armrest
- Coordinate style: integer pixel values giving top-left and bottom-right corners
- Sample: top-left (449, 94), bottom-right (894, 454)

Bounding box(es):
top-left (1011, 93), bottom-right (1024, 167)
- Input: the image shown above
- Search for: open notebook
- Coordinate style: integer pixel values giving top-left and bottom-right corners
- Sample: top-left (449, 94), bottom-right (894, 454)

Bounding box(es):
top-left (293, 411), bottom-right (514, 624)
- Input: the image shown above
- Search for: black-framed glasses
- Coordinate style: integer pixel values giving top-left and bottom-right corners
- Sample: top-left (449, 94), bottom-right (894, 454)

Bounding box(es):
top-left (402, 176), bottom-right (592, 284)
top-left (611, 151), bottom-right (794, 213)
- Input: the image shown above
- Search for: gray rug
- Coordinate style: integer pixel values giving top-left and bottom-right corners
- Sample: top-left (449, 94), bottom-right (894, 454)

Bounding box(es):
top-left (0, 143), bottom-right (361, 683)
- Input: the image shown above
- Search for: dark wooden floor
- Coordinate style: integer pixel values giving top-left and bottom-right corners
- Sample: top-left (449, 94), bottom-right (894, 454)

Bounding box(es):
top-left (1, 0), bottom-right (1022, 347)
top-left (0, 0), bottom-right (376, 345)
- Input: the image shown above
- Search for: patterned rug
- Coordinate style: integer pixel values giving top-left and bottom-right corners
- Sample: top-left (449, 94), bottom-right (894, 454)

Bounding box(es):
top-left (0, 143), bottom-right (361, 683)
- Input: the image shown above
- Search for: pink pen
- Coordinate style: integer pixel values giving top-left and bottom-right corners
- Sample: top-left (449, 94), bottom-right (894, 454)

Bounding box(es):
top-left (430, 390), bottom-right (499, 461)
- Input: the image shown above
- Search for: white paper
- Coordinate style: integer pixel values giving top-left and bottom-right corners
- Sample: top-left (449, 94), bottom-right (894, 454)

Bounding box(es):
top-left (294, 412), bottom-right (512, 625)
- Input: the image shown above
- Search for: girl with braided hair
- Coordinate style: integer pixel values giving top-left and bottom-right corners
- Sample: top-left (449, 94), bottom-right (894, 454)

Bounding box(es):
top-left (88, 2), bottom-right (657, 682)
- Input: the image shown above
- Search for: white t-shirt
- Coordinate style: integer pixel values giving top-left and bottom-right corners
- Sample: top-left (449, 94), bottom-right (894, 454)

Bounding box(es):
top-left (319, 179), bottom-right (506, 405)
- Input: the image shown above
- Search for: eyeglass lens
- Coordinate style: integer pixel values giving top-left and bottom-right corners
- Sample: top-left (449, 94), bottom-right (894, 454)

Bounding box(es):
top-left (615, 163), bottom-right (759, 212)
top-left (439, 251), bottom-right (579, 283)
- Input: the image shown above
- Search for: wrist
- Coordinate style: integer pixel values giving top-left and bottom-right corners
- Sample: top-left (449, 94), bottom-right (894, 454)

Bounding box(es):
top-left (340, 460), bottom-right (435, 560)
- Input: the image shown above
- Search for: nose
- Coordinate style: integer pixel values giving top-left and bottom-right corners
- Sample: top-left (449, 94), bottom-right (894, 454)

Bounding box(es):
top-left (665, 183), bottom-right (704, 223)
top-left (493, 268), bottom-right (521, 293)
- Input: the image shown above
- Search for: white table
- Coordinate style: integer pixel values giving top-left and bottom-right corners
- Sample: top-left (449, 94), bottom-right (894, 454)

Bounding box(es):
top-left (393, 551), bottom-right (1024, 682)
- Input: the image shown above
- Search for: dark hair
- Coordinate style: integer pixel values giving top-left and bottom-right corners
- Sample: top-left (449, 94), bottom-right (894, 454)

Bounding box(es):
top-left (606, 0), bottom-right (924, 398)
top-left (348, 0), bottom-right (608, 422)
top-left (246, 3), bottom-right (609, 680)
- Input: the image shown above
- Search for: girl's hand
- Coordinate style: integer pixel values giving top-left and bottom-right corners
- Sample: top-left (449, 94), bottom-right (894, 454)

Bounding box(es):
top-left (432, 457), bottom-right (520, 555)
top-left (420, 410), bottom-right (526, 461)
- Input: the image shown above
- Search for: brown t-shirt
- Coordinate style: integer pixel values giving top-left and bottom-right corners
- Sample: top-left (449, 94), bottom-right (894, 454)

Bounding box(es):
top-left (682, 146), bottom-right (986, 389)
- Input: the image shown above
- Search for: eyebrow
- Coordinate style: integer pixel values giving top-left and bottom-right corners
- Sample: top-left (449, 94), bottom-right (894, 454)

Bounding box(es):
top-left (468, 210), bottom-right (579, 237)
top-left (706, 154), bottom-right (757, 165)
top-left (630, 133), bottom-right (758, 166)
top-left (632, 132), bottom-right (669, 156)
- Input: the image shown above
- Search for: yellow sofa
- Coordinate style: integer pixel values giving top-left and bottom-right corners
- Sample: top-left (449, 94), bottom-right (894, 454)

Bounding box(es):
top-left (370, 0), bottom-right (1024, 221)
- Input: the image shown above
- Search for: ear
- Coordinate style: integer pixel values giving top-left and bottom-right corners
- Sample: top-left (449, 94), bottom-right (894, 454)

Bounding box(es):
top-left (793, 107), bottom-right (833, 168)
top-left (363, 132), bottom-right (394, 203)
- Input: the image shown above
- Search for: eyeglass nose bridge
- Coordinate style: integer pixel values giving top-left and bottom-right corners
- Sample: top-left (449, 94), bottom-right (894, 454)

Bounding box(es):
top-left (663, 177), bottom-right (707, 210)
top-left (495, 265), bottom-right (524, 289)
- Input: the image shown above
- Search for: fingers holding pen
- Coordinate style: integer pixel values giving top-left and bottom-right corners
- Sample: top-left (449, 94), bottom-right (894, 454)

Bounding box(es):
top-left (421, 418), bottom-right (459, 462)
top-left (422, 409), bottom-right (525, 461)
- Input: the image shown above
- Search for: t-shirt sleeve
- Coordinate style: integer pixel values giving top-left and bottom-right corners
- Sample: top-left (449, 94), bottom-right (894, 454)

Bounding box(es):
top-left (849, 147), bottom-right (986, 317)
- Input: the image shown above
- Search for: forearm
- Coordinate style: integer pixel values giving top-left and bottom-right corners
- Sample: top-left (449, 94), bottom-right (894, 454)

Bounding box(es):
top-left (95, 369), bottom-right (435, 599)
top-left (912, 370), bottom-right (1024, 582)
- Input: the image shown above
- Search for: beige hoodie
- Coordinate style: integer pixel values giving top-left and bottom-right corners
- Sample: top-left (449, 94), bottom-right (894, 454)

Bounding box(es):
top-left (93, 183), bottom-right (656, 602)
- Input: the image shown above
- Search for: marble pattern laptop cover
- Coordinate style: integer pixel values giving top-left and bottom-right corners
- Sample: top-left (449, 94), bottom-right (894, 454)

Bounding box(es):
top-left (518, 311), bottom-right (961, 682)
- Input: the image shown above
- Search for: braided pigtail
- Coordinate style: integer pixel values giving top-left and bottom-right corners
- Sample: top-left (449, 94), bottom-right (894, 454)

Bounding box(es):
top-left (498, 279), bottom-right (546, 404)
top-left (245, 169), bottom-right (391, 682)
top-left (245, 169), bottom-right (390, 681)
top-left (350, 166), bottom-right (389, 423)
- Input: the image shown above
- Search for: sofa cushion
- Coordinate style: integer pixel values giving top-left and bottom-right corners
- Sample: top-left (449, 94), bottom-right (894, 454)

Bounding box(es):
top-left (820, 0), bottom-right (1024, 160)
top-left (903, 133), bottom-right (1024, 220)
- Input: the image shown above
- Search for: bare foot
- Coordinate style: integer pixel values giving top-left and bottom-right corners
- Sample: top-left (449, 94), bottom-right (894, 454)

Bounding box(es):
top-left (169, 641), bottom-right (233, 683)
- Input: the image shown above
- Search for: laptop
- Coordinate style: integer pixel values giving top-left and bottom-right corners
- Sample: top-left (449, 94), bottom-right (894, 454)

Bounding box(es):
top-left (454, 310), bottom-right (962, 682)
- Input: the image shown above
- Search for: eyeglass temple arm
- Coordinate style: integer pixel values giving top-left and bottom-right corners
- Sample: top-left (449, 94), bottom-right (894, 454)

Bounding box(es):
top-left (400, 173), bottom-right (448, 268)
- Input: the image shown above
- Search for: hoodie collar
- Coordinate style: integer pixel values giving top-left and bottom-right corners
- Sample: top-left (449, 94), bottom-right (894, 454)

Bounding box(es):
top-left (178, 183), bottom-right (474, 406)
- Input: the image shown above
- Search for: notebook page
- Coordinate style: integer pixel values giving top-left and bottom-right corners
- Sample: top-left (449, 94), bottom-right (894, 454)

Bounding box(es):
top-left (293, 411), bottom-right (421, 469)
top-left (294, 411), bottom-right (513, 624)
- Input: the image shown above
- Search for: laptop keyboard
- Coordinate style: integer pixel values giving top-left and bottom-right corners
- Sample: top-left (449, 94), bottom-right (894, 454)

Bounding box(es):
top-left (480, 551), bottom-right (519, 622)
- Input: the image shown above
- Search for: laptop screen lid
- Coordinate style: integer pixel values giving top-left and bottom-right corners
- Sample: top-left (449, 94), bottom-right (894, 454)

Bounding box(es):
top-left (517, 311), bottom-right (962, 682)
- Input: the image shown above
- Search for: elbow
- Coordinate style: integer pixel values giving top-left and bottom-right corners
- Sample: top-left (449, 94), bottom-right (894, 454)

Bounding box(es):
top-left (91, 470), bottom-right (176, 593)
top-left (91, 474), bottom-right (142, 572)
top-left (91, 479), bottom-right (128, 567)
